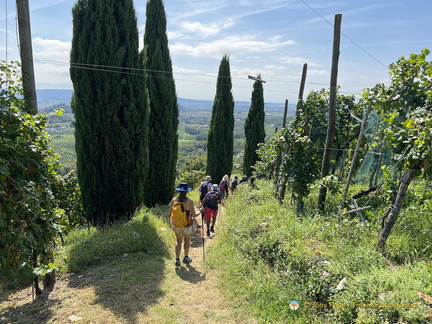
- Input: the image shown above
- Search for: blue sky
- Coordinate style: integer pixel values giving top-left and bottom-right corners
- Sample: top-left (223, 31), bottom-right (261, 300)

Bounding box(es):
top-left (1, 0), bottom-right (431, 103)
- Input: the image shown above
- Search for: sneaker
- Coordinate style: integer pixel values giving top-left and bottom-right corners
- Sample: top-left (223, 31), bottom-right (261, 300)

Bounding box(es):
top-left (210, 226), bottom-right (215, 233)
top-left (175, 259), bottom-right (180, 266)
top-left (207, 230), bottom-right (211, 237)
top-left (183, 256), bottom-right (192, 264)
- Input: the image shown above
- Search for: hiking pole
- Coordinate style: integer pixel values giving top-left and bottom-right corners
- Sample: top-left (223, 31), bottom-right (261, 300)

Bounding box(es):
top-left (201, 208), bottom-right (205, 261)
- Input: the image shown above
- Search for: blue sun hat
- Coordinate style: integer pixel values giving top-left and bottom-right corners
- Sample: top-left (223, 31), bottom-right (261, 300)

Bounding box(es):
top-left (175, 182), bottom-right (192, 192)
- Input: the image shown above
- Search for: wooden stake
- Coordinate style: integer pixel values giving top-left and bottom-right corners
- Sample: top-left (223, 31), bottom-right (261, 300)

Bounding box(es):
top-left (317, 13), bottom-right (342, 211)
top-left (16, 0), bottom-right (38, 114)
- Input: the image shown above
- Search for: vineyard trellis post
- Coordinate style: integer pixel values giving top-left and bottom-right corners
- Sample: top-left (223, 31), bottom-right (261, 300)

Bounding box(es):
top-left (274, 99), bottom-right (288, 189)
top-left (16, 0), bottom-right (38, 115)
top-left (317, 13), bottom-right (342, 212)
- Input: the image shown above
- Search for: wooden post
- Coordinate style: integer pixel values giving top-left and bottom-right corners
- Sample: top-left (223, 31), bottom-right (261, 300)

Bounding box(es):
top-left (317, 14), bottom-right (342, 212)
top-left (295, 63), bottom-right (308, 119)
top-left (282, 99), bottom-right (288, 128)
top-left (16, 0), bottom-right (38, 114)
top-left (273, 100), bottom-right (288, 187)
top-left (377, 167), bottom-right (415, 250)
top-left (338, 106), bottom-right (372, 215)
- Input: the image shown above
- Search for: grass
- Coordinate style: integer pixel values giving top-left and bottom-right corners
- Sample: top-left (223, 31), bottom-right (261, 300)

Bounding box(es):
top-left (207, 179), bottom-right (432, 323)
top-left (0, 197), bottom-right (256, 324)
top-left (2, 179), bottom-right (431, 323)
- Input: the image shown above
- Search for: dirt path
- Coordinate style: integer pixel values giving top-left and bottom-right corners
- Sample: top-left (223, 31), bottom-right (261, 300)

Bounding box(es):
top-left (140, 219), bottom-right (241, 323)
top-left (0, 212), bottom-right (253, 324)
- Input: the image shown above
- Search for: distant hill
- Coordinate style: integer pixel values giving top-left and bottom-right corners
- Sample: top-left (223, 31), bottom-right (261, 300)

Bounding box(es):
top-left (36, 89), bottom-right (296, 117)
top-left (37, 89), bottom-right (73, 106)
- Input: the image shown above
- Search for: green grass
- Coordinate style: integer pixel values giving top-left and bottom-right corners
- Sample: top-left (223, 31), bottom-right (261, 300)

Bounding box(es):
top-left (56, 207), bottom-right (172, 273)
top-left (207, 179), bottom-right (432, 323)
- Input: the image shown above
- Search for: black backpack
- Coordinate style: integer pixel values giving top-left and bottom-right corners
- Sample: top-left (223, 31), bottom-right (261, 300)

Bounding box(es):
top-left (200, 181), bottom-right (209, 195)
top-left (206, 192), bottom-right (219, 207)
top-left (231, 180), bottom-right (238, 190)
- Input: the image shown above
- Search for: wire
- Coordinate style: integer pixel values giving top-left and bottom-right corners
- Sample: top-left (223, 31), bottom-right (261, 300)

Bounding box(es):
top-left (298, 0), bottom-right (388, 69)
top-left (37, 59), bottom-right (366, 97)
top-left (5, 0), bottom-right (7, 62)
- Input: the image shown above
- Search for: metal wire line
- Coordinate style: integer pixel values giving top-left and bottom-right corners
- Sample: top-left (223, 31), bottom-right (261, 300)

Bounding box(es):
top-left (39, 59), bottom-right (364, 97)
top-left (298, 0), bottom-right (388, 69)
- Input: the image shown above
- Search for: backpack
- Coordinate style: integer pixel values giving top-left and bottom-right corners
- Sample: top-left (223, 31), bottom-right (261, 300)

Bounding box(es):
top-left (200, 181), bottom-right (209, 195)
top-left (231, 180), bottom-right (238, 190)
top-left (206, 192), bottom-right (219, 208)
top-left (170, 200), bottom-right (191, 228)
top-left (220, 180), bottom-right (228, 191)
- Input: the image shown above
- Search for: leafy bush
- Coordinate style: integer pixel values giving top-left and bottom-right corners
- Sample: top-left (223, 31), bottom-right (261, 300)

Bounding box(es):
top-left (1, 61), bottom-right (62, 286)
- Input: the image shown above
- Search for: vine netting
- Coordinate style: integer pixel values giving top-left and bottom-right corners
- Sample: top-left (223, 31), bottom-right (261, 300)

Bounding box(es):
top-left (352, 110), bottom-right (393, 187)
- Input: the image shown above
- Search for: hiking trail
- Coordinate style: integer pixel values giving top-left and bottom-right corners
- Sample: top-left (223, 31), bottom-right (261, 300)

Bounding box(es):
top-left (0, 208), bottom-right (255, 324)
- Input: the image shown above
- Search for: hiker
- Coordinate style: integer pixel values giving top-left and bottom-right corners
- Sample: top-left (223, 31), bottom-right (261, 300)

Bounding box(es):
top-left (198, 175), bottom-right (212, 204)
top-left (169, 182), bottom-right (199, 266)
top-left (219, 174), bottom-right (230, 199)
top-left (239, 175), bottom-right (248, 184)
top-left (230, 176), bottom-right (239, 193)
top-left (202, 184), bottom-right (224, 237)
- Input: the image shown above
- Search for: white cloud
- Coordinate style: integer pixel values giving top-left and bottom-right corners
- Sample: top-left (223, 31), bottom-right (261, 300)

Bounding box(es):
top-left (173, 66), bottom-right (202, 75)
top-left (171, 35), bottom-right (294, 58)
top-left (31, 38), bottom-right (71, 89)
top-left (180, 20), bottom-right (235, 37)
top-left (308, 69), bottom-right (327, 76)
top-left (33, 38), bottom-right (71, 61)
top-left (280, 56), bottom-right (319, 66)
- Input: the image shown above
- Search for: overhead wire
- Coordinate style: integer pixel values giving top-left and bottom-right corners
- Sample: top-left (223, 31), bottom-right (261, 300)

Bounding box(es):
top-left (4, 0), bottom-right (389, 101)
top-left (298, 0), bottom-right (388, 69)
top-left (39, 59), bottom-right (364, 97)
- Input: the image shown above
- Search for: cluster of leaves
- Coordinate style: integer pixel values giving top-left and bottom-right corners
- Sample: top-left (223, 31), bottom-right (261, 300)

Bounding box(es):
top-left (0, 61), bottom-right (83, 286)
top-left (365, 48), bottom-right (432, 176)
top-left (255, 89), bottom-right (362, 204)
top-left (176, 155), bottom-right (206, 189)
top-left (184, 126), bottom-right (200, 135)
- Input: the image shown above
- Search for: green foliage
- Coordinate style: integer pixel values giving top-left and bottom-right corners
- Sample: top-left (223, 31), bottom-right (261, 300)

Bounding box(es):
top-left (70, 0), bottom-right (149, 225)
top-left (330, 264), bottom-right (430, 323)
top-left (184, 126), bottom-right (200, 135)
top-left (208, 179), bottom-right (431, 323)
top-left (256, 89), bottom-right (363, 205)
top-left (254, 134), bottom-right (281, 178)
top-left (318, 174), bottom-right (343, 196)
top-left (365, 48), bottom-right (432, 175)
top-left (143, 0), bottom-right (179, 206)
top-left (51, 170), bottom-right (86, 236)
top-left (177, 155), bottom-right (206, 189)
top-left (0, 61), bottom-right (62, 285)
top-left (243, 76), bottom-right (265, 177)
top-left (206, 55), bottom-right (235, 184)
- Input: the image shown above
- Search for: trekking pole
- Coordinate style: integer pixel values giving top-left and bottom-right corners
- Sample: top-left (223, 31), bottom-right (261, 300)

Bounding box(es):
top-left (201, 208), bottom-right (205, 261)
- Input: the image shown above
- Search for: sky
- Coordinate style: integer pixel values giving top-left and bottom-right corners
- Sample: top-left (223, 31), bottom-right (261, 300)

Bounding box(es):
top-left (1, 0), bottom-right (431, 103)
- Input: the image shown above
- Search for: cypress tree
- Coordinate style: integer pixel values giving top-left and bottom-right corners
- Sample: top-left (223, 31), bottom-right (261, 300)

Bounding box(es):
top-left (243, 75), bottom-right (266, 177)
top-left (70, 0), bottom-right (149, 226)
top-left (206, 55), bottom-right (235, 184)
top-left (142, 0), bottom-right (179, 206)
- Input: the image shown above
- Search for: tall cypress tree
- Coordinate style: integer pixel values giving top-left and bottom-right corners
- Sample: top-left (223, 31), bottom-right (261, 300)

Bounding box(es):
top-left (243, 75), bottom-right (266, 177)
top-left (206, 55), bottom-right (235, 184)
top-left (142, 0), bottom-right (179, 206)
top-left (70, 0), bottom-right (149, 226)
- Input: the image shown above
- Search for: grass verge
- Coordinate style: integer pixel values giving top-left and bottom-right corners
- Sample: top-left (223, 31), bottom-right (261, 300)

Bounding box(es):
top-left (207, 179), bottom-right (432, 323)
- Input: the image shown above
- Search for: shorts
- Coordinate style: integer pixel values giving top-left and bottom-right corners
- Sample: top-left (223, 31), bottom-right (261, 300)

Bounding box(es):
top-left (172, 226), bottom-right (193, 235)
top-left (204, 207), bottom-right (218, 220)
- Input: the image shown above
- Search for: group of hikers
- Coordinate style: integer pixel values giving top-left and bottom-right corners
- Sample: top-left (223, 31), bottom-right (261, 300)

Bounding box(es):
top-left (168, 174), bottom-right (248, 266)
